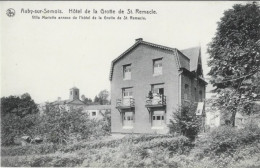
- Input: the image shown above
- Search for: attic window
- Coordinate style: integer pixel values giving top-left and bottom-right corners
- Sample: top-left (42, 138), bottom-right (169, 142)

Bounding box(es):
top-left (123, 64), bottom-right (131, 80)
top-left (153, 58), bottom-right (162, 75)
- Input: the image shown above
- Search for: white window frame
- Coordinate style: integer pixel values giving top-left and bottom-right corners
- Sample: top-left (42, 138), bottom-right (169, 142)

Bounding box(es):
top-left (123, 111), bottom-right (134, 129)
top-left (122, 88), bottom-right (133, 106)
top-left (123, 64), bottom-right (131, 80)
top-left (152, 111), bottom-right (165, 129)
top-left (153, 59), bottom-right (163, 76)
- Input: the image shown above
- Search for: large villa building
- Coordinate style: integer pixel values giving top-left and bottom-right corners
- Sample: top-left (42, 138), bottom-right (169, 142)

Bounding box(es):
top-left (110, 38), bottom-right (207, 134)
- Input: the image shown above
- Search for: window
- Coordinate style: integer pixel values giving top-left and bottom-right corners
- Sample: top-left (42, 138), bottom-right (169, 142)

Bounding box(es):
top-left (123, 112), bottom-right (134, 127)
top-left (92, 111), bottom-right (96, 116)
top-left (123, 64), bottom-right (131, 80)
top-left (152, 84), bottom-right (164, 95)
top-left (152, 111), bottom-right (165, 127)
top-left (199, 90), bottom-right (203, 102)
top-left (123, 88), bottom-right (133, 97)
top-left (184, 84), bottom-right (189, 100)
top-left (150, 84), bottom-right (164, 105)
top-left (70, 91), bottom-right (72, 95)
top-left (122, 88), bottom-right (133, 106)
top-left (75, 91), bottom-right (77, 95)
top-left (194, 87), bottom-right (197, 101)
top-left (153, 59), bottom-right (162, 75)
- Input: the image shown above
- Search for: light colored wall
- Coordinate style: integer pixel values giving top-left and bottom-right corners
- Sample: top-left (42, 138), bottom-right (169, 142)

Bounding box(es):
top-left (84, 109), bottom-right (106, 120)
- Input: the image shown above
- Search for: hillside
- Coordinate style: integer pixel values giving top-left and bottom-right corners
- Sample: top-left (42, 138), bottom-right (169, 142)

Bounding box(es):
top-left (2, 125), bottom-right (260, 168)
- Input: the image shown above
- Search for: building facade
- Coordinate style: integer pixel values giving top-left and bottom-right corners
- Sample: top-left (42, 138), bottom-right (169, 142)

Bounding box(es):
top-left (110, 38), bottom-right (207, 134)
top-left (83, 105), bottom-right (111, 120)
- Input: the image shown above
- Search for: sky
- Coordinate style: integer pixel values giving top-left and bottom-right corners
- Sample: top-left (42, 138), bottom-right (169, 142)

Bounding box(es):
top-left (1, 1), bottom-right (246, 103)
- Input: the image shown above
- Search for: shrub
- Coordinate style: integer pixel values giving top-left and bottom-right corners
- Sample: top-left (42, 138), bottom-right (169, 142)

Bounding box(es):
top-left (1, 113), bottom-right (41, 146)
top-left (168, 104), bottom-right (202, 140)
top-left (132, 136), bottom-right (192, 156)
top-left (193, 124), bottom-right (260, 158)
top-left (39, 107), bottom-right (111, 145)
top-left (30, 156), bottom-right (54, 167)
top-left (1, 143), bottom-right (59, 156)
top-left (61, 134), bottom-right (175, 153)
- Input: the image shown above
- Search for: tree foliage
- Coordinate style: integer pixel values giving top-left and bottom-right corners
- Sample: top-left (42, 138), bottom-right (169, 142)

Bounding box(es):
top-left (81, 90), bottom-right (110, 105)
top-left (1, 93), bottom-right (39, 145)
top-left (1, 93), bottom-right (39, 118)
top-left (94, 90), bottom-right (110, 105)
top-left (81, 95), bottom-right (93, 105)
top-left (207, 2), bottom-right (260, 125)
top-left (1, 92), bottom-right (112, 146)
top-left (39, 105), bottom-right (111, 144)
top-left (168, 104), bottom-right (201, 140)
top-left (39, 107), bottom-right (92, 144)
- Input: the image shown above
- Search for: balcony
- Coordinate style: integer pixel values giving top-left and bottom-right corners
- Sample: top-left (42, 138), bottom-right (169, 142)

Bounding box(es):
top-left (145, 94), bottom-right (166, 108)
top-left (116, 98), bottom-right (135, 109)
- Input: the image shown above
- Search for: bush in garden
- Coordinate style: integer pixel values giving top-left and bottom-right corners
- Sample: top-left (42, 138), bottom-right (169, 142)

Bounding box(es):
top-left (39, 106), bottom-right (112, 144)
top-left (30, 156), bottom-right (54, 167)
top-left (1, 143), bottom-right (59, 156)
top-left (38, 107), bottom-right (88, 144)
top-left (130, 136), bottom-right (192, 160)
top-left (99, 109), bottom-right (111, 134)
top-left (193, 123), bottom-right (260, 158)
top-left (168, 104), bottom-right (201, 140)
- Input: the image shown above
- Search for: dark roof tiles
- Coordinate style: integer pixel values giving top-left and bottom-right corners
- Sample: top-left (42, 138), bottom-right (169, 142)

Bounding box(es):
top-left (180, 47), bottom-right (200, 72)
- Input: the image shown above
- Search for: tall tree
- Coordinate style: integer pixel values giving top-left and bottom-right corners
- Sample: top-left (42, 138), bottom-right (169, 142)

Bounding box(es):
top-left (1, 93), bottom-right (39, 117)
top-left (93, 90), bottom-right (110, 105)
top-left (207, 2), bottom-right (260, 126)
top-left (1, 93), bottom-right (39, 145)
top-left (98, 90), bottom-right (110, 105)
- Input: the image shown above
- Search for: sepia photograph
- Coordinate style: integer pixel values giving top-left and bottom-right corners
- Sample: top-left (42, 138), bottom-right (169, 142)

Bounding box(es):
top-left (1, 1), bottom-right (260, 167)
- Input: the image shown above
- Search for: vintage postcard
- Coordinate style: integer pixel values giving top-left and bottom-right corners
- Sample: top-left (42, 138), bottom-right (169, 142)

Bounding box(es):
top-left (1, 1), bottom-right (259, 167)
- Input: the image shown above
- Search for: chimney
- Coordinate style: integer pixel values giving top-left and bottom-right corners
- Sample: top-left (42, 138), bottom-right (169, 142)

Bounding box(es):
top-left (57, 97), bottom-right (61, 101)
top-left (135, 38), bottom-right (143, 42)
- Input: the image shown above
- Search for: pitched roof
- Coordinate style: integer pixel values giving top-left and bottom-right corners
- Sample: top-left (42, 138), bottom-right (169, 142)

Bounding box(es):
top-left (176, 50), bottom-right (190, 70)
top-left (109, 39), bottom-right (201, 81)
top-left (84, 105), bottom-right (111, 110)
top-left (180, 47), bottom-right (201, 72)
top-left (51, 99), bottom-right (70, 105)
top-left (51, 99), bottom-right (85, 105)
top-left (109, 40), bottom-right (179, 81)
top-left (67, 99), bottom-right (85, 105)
